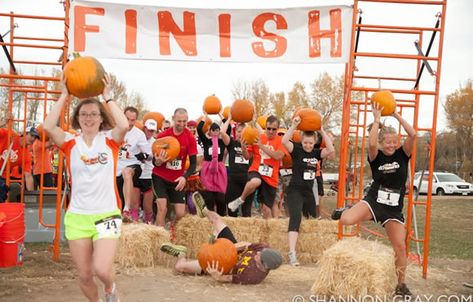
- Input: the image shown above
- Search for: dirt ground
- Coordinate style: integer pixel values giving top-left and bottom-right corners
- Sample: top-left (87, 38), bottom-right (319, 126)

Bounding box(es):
top-left (1, 245), bottom-right (472, 302)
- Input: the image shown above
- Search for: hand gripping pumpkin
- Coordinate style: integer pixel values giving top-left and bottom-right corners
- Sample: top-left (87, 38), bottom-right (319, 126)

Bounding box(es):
top-left (370, 90), bottom-right (396, 116)
top-left (143, 112), bottom-right (165, 130)
top-left (230, 99), bottom-right (254, 123)
top-left (203, 95), bottom-right (222, 114)
top-left (152, 136), bottom-right (180, 161)
top-left (294, 108), bottom-right (322, 131)
top-left (241, 126), bottom-right (259, 145)
top-left (197, 236), bottom-right (238, 274)
top-left (64, 55), bottom-right (105, 99)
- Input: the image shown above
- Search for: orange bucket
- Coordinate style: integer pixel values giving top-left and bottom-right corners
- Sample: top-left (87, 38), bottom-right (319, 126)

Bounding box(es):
top-left (0, 203), bottom-right (25, 267)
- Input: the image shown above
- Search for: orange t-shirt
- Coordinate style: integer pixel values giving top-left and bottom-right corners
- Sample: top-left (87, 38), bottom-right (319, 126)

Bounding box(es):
top-left (32, 140), bottom-right (53, 175)
top-left (0, 128), bottom-right (32, 178)
top-left (248, 134), bottom-right (285, 188)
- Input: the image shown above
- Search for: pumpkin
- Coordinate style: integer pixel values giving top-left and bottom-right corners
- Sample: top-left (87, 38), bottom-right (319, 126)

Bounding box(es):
top-left (231, 99), bottom-right (254, 123)
top-left (197, 237), bottom-right (238, 274)
top-left (281, 149), bottom-right (292, 167)
top-left (294, 108), bottom-right (322, 131)
top-left (241, 126), bottom-right (259, 145)
top-left (196, 115), bottom-right (212, 133)
top-left (64, 54), bottom-right (105, 99)
top-left (134, 120), bottom-right (144, 130)
top-left (256, 116), bottom-right (267, 129)
top-left (292, 130), bottom-right (302, 143)
top-left (152, 136), bottom-right (180, 161)
top-left (203, 95), bottom-right (222, 114)
top-left (222, 106), bottom-right (231, 120)
top-left (371, 90), bottom-right (396, 116)
top-left (36, 124), bottom-right (49, 141)
top-left (184, 155), bottom-right (190, 171)
top-left (143, 112), bottom-right (165, 130)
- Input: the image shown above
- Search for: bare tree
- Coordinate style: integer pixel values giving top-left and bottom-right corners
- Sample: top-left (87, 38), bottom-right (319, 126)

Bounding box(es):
top-left (270, 92), bottom-right (286, 126)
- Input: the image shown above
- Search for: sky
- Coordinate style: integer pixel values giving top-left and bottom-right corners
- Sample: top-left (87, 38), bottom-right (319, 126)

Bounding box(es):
top-left (1, 0), bottom-right (472, 130)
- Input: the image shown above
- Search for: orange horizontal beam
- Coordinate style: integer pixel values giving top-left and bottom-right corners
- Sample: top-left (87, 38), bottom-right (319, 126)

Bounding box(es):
top-left (417, 127), bottom-right (433, 132)
top-left (359, 28), bottom-right (420, 34)
top-left (0, 74), bottom-right (60, 81)
top-left (355, 52), bottom-right (439, 61)
top-left (10, 88), bottom-right (61, 94)
top-left (0, 41), bottom-right (63, 50)
top-left (13, 60), bottom-right (62, 66)
top-left (14, 36), bottom-right (64, 43)
top-left (354, 75), bottom-right (417, 82)
top-left (0, 13), bottom-right (65, 21)
top-left (351, 87), bottom-right (436, 95)
top-left (357, 24), bottom-right (441, 32)
top-left (0, 83), bottom-right (47, 89)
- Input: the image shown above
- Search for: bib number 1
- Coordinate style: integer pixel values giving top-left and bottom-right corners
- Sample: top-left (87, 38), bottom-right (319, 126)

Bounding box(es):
top-left (95, 215), bottom-right (122, 239)
top-left (376, 188), bottom-right (400, 207)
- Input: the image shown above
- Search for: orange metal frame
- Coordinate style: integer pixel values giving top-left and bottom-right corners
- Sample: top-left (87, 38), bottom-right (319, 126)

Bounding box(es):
top-left (0, 1), bottom-right (70, 261)
top-left (337, 0), bottom-right (447, 278)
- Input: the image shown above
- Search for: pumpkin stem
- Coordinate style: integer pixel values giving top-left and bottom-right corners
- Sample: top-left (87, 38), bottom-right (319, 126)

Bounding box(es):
top-left (72, 52), bottom-right (81, 59)
top-left (208, 234), bottom-right (216, 244)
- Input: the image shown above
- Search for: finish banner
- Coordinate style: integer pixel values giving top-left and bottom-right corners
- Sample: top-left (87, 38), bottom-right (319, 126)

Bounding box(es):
top-left (70, 1), bottom-right (353, 63)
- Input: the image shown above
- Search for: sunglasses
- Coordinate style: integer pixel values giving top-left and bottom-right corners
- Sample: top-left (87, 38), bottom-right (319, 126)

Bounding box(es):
top-left (266, 128), bottom-right (278, 131)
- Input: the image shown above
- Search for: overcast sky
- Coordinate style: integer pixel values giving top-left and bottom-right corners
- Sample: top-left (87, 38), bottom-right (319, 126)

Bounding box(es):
top-left (1, 0), bottom-right (472, 130)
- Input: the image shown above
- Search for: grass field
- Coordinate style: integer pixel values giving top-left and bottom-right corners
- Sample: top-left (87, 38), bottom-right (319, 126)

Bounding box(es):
top-left (321, 195), bottom-right (473, 260)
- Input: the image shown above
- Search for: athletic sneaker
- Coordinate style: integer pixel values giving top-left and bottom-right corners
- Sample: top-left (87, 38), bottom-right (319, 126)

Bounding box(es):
top-left (228, 197), bottom-right (244, 212)
top-left (160, 242), bottom-right (188, 257)
top-left (192, 191), bottom-right (207, 218)
top-left (104, 283), bottom-right (119, 302)
top-left (122, 210), bottom-right (133, 223)
top-left (143, 212), bottom-right (154, 224)
top-left (394, 283), bottom-right (412, 297)
top-left (331, 204), bottom-right (353, 220)
top-left (130, 209), bottom-right (140, 222)
top-left (288, 251), bottom-right (300, 267)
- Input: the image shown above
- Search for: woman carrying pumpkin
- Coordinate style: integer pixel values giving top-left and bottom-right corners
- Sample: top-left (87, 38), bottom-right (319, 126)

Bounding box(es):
top-left (196, 111), bottom-right (228, 216)
top-left (160, 195), bottom-right (283, 284)
top-left (281, 116), bottom-right (334, 266)
top-left (43, 74), bottom-right (129, 302)
top-left (331, 102), bottom-right (416, 296)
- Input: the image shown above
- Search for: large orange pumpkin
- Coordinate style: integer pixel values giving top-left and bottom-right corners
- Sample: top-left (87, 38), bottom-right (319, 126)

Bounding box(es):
top-left (64, 55), bottom-right (105, 99)
top-left (241, 126), bottom-right (259, 145)
top-left (143, 112), bottom-right (165, 130)
top-left (294, 108), bottom-right (322, 131)
top-left (134, 120), bottom-right (144, 131)
top-left (203, 95), bottom-right (222, 114)
top-left (292, 130), bottom-right (302, 143)
top-left (196, 115), bottom-right (212, 133)
top-left (256, 116), bottom-right (267, 129)
top-left (371, 90), bottom-right (396, 116)
top-left (222, 106), bottom-right (231, 120)
top-left (231, 99), bottom-right (254, 123)
top-left (152, 136), bottom-right (180, 161)
top-left (197, 237), bottom-right (238, 274)
top-left (35, 124), bottom-right (49, 141)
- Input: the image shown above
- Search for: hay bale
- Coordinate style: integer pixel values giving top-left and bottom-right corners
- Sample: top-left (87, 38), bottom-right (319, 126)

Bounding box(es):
top-left (311, 238), bottom-right (397, 296)
top-left (116, 223), bottom-right (171, 268)
top-left (266, 218), bottom-right (338, 264)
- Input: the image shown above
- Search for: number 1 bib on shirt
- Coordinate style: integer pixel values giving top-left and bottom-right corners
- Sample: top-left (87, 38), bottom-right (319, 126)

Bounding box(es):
top-left (376, 187), bottom-right (400, 206)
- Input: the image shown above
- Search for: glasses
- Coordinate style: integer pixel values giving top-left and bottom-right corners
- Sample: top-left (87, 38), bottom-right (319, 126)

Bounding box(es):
top-left (266, 128), bottom-right (278, 131)
top-left (79, 112), bottom-right (100, 119)
top-left (163, 127), bottom-right (170, 130)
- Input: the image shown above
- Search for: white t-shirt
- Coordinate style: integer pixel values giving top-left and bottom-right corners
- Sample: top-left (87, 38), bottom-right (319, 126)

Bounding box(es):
top-left (60, 131), bottom-right (121, 214)
top-left (116, 126), bottom-right (148, 176)
top-left (140, 136), bottom-right (155, 180)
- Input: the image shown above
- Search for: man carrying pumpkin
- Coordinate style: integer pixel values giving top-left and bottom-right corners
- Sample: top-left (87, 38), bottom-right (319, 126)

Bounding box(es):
top-left (160, 192), bottom-right (283, 284)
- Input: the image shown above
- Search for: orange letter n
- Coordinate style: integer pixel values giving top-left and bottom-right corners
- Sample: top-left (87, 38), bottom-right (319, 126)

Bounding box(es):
top-left (74, 6), bottom-right (105, 52)
top-left (158, 11), bottom-right (197, 56)
top-left (308, 9), bottom-right (342, 58)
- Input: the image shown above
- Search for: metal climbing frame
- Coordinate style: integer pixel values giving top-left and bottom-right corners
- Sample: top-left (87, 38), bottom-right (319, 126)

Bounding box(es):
top-left (0, 1), bottom-right (71, 260)
top-left (337, 0), bottom-right (447, 278)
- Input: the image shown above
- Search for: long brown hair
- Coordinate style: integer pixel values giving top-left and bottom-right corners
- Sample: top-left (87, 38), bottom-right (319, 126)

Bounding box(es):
top-left (71, 99), bottom-right (115, 131)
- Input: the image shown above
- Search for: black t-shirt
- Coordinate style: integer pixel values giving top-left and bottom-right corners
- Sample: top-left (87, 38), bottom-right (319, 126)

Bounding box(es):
top-left (288, 143), bottom-right (322, 189)
top-left (197, 121), bottom-right (226, 162)
top-left (366, 147), bottom-right (410, 210)
top-left (226, 139), bottom-right (250, 179)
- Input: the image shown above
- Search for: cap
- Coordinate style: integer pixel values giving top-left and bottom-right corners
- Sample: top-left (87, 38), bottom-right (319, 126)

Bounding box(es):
top-left (260, 248), bottom-right (283, 270)
top-left (144, 119), bottom-right (158, 131)
top-left (210, 122), bottom-right (220, 131)
top-left (26, 126), bottom-right (40, 138)
top-left (187, 120), bottom-right (197, 127)
top-left (277, 128), bottom-right (287, 135)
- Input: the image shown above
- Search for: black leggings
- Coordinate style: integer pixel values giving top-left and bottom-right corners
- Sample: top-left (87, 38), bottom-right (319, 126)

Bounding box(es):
top-left (225, 176), bottom-right (253, 217)
top-left (201, 191), bottom-right (227, 216)
top-left (287, 187), bottom-right (316, 232)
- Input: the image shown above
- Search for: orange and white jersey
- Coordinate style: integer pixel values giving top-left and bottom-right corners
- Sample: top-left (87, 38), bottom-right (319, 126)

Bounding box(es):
top-left (60, 131), bottom-right (121, 214)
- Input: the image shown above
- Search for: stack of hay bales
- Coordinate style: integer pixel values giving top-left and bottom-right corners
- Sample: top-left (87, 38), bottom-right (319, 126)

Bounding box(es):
top-left (176, 216), bottom-right (338, 264)
top-left (311, 237), bottom-right (397, 296)
top-left (116, 223), bottom-right (171, 268)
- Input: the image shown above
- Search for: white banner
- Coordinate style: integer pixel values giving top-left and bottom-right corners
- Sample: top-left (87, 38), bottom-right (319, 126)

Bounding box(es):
top-left (69, 1), bottom-right (353, 63)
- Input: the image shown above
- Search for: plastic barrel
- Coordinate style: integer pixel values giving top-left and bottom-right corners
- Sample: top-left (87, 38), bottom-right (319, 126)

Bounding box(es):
top-left (0, 203), bottom-right (25, 267)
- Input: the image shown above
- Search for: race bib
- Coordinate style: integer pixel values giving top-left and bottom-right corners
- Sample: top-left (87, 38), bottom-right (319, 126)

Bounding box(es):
top-left (303, 170), bottom-right (316, 180)
top-left (166, 159), bottom-right (182, 170)
top-left (95, 215), bottom-right (122, 239)
top-left (258, 164), bottom-right (274, 177)
top-left (118, 148), bottom-right (128, 160)
top-left (234, 155), bottom-right (249, 164)
top-left (279, 168), bottom-right (292, 176)
top-left (208, 147), bottom-right (221, 156)
top-left (376, 187), bottom-right (400, 206)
